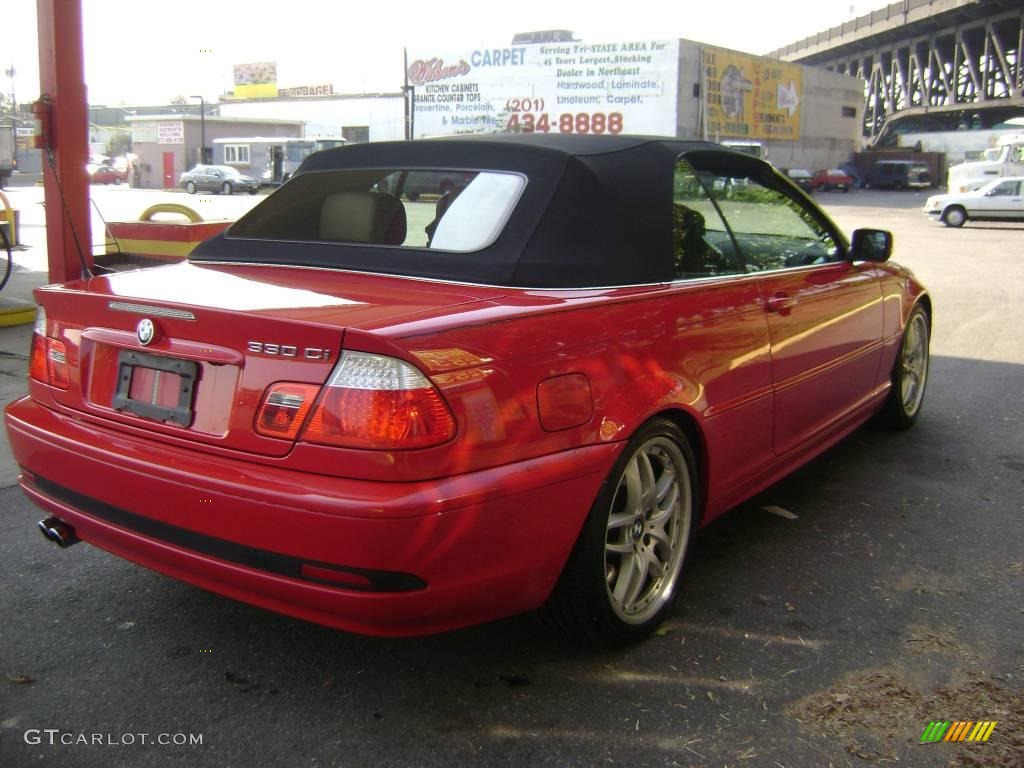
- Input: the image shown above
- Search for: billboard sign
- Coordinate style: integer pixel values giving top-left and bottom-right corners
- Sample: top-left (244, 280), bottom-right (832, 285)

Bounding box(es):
top-left (702, 47), bottom-right (802, 141)
top-left (408, 39), bottom-right (679, 138)
top-left (233, 62), bottom-right (279, 99)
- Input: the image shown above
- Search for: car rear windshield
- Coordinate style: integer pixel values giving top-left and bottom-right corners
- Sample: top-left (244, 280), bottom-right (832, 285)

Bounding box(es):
top-left (227, 168), bottom-right (526, 253)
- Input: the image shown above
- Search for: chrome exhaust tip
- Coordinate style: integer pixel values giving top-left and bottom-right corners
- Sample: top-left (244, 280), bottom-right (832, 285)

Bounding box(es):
top-left (37, 517), bottom-right (80, 548)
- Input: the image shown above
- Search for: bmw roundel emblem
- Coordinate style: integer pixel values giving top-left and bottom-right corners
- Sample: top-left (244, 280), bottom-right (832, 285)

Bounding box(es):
top-left (137, 318), bottom-right (156, 345)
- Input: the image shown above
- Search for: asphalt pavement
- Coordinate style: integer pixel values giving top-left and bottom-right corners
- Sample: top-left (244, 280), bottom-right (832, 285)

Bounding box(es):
top-left (0, 188), bottom-right (1021, 767)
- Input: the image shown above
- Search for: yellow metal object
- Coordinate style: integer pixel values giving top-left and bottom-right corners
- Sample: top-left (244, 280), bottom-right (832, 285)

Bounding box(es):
top-left (137, 203), bottom-right (204, 223)
top-left (0, 190), bottom-right (17, 246)
top-left (105, 204), bottom-right (231, 263)
top-left (112, 238), bottom-right (198, 259)
top-left (0, 189), bottom-right (35, 327)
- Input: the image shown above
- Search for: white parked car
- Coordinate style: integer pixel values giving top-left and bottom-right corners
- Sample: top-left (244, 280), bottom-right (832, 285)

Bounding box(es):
top-left (924, 177), bottom-right (1024, 227)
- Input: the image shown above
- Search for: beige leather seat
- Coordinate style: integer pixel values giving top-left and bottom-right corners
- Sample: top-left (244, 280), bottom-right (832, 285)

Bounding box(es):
top-left (319, 192), bottom-right (407, 245)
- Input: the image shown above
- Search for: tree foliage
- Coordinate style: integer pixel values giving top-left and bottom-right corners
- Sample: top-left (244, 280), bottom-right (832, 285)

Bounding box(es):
top-left (107, 131), bottom-right (132, 157)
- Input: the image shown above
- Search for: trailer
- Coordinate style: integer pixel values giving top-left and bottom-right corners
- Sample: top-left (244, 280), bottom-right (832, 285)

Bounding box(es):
top-left (947, 129), bottom-right (1024, 193)
top-left (212, 136), bottom-right (347, 186)
top-left (0, 129), bottom-right (14, 189)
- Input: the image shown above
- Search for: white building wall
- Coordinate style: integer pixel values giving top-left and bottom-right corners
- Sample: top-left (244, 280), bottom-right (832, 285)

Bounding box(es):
top-left (216, 44), bottom-right (863, 170)
top-left (676, 39), bottom-right (864, 170)
top-left (218, 96), bottom-right (406, 142)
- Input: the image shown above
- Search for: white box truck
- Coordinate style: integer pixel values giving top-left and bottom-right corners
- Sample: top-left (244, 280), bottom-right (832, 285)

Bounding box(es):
top-left (0, 130), bottom-right (15, 189)
top-left (947, 131), bottom-right (1024, 193)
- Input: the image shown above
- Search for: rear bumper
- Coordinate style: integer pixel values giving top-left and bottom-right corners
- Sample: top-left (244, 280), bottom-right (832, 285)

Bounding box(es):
top-left (5, 396), bottom-right (620, 636)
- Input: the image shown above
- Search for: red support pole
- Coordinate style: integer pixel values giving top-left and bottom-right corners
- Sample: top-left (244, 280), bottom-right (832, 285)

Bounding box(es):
top-left (36, 0), bottom-right (92, 283)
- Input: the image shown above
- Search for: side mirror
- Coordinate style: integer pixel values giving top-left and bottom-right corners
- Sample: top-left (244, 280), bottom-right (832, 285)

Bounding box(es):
top-left (850, 228), bottom-right (893, 262)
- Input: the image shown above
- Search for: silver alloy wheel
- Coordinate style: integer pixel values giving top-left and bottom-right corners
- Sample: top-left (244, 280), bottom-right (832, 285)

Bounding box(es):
top-left (943, 206), bottom-right (966, 227)
top-left (604, 436), bottom-right (691, 624)
top-left (185, 181), bottom-right (196, 194)
top-left (900, 312), bottom-right (929, 418)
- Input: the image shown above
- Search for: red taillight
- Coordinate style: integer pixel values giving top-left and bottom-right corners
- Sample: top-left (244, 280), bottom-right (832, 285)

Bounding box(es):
top-left (301, 351), bottom-right (456, 450)
top-left (304, 387), bottom-right (454, 449)
top-left (29, 307), bottom-right (68, 388)
top-left (46, 340), bottom-right (70, 389)
top-left (29, 333), bottom-right (49, 383)
top-left (255, 383), bottom-right (320, 439)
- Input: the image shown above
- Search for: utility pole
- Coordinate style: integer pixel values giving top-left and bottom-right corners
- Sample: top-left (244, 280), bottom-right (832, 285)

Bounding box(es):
top-left (4, 64), bottom-right (15, 169)
top-left (402, 48), bottom-right (414, 140)
top-left (191, 95), bottom-right (206, 164)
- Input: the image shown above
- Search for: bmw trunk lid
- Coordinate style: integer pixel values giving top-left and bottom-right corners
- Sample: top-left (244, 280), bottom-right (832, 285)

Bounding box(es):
top-left (32, 261), bottom-right (500, 458)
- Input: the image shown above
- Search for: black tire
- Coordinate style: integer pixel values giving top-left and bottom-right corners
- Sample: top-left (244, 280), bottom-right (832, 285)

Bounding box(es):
top-left (941, 206), bottom-right (967, 228)
top-left (879, 306), bottom-right (930, 429)
top-left (113, 177), bottom-right (122, 185)
top-left (538, 418), bottom-right (699, 646)
top-left (221, 182), bottom-right (233, 195)
top-left (249, 187), bottom-right (259, 195)
top-left (185, 181), bottom-right (196, 194)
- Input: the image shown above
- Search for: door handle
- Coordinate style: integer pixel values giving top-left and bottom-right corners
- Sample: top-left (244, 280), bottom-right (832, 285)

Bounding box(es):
top-left (766, 292), bottom-right (795, 314)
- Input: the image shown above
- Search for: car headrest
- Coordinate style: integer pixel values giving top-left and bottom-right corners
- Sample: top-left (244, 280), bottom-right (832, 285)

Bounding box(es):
top-left (319, 192), bottom-right (407, 245)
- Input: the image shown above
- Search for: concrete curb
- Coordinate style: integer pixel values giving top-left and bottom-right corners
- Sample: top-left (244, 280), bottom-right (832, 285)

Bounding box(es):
top-left (0, 305), bottom-right (37, 326)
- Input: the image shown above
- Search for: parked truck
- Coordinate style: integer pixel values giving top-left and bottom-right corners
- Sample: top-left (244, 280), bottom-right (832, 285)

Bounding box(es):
top-left (720, 139), bottom-right (766, 162)
top-left (212, 137), bottom-right (347, 187)
top-left (947, 131), bottom-right (1024, 193)
top-left (0, 129), bottom-right (15, 189)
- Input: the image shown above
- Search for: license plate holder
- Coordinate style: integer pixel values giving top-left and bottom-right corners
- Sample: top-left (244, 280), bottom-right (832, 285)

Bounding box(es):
top-left (112, 350), bottom-right (198, 427)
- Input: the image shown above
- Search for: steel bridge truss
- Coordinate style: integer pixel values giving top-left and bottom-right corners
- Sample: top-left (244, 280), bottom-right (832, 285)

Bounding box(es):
top-left (813, 7), bottom-right (1022, 136)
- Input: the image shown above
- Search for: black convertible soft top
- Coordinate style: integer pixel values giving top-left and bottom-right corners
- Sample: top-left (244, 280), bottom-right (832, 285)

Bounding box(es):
top-left (190, 135), bottom-right (769, 288)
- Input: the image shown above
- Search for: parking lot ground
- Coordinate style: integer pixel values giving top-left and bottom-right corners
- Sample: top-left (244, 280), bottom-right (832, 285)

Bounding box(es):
top-left (0, 189), bottom-right (1021, 767)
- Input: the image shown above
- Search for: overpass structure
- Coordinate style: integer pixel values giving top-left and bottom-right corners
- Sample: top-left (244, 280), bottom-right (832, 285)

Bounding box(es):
top-left (768, 0), bottom-right (1023, 137)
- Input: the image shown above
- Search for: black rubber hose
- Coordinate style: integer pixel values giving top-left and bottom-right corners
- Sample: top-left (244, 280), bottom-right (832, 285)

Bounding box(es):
top-left (0, 220), bottom-right (13, 293)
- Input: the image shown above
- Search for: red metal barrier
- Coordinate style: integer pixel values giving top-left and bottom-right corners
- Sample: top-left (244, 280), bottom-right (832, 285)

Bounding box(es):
top-left (105, 204), bottom-right (231, 262)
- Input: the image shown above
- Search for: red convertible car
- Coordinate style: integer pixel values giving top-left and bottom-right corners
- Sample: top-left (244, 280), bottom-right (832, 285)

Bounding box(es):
top-left (7, 136), bottom-right (930, 645)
